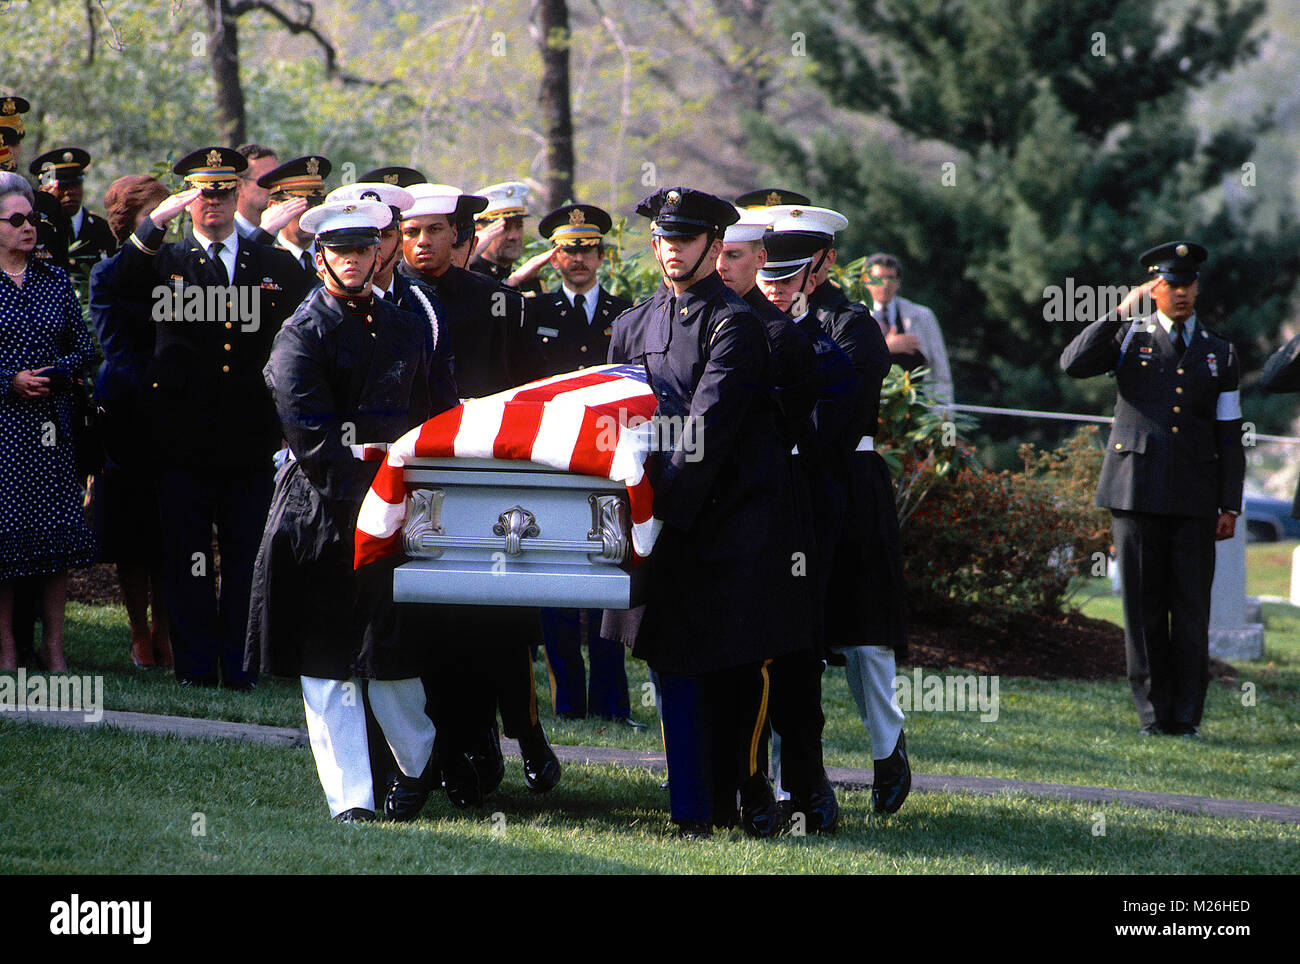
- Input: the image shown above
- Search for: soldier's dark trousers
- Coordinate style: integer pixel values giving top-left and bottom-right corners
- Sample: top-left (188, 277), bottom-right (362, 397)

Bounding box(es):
top-left (540, 607), bottom-right (631, 718)
top-left (658, 661), bottom-right (770, 826)
top-left (159, 467), bottom-right (272, 685)
top-left (1112, 510), bottom-right (1216, 728)
top-left (768, 650), bottom-right (827, 798)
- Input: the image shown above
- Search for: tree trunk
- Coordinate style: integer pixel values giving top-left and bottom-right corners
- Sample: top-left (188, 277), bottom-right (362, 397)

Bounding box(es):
top-left (536, 0), bottom-right (574, 209)
top-left (205, 0), bottom-right (246, 145)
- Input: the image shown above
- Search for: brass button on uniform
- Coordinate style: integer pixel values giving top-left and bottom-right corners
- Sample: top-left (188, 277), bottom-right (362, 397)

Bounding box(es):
top-left (1177, 368), bottom-right (1185, 375)
top-left (224, 321), bottom-right (233, 329)
top-left (1172, 426), bottom-right (1180, 434)
top-left (580, 345), bottom-right (588, 352)
top-left (1114, 443), bottom-right (1122, 450)
top-left (222, 365), bottom-right (230, 373)
top-left (223, 343), bottom-right (232, 351)
top-left (1175, 387), bottom-right (1184, 394)
top-left (1173, 406), bottom-right (1181, 413)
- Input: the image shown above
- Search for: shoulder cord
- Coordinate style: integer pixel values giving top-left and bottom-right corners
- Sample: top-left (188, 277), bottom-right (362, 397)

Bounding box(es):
top-left (408, 283), bottom-right (440, 352)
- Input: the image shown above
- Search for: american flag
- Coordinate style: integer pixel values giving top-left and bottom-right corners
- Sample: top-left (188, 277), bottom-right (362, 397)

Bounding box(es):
top-left (354, 364), bottom-right (662, 569)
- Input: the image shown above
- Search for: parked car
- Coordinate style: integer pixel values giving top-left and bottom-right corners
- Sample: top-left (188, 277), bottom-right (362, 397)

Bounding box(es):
top-left (1244, 493), bottom-right (1300, 542)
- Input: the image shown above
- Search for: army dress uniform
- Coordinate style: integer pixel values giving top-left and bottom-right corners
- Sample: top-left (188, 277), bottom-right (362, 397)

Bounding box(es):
top-left (29, 148), bottom-right (115, 273)
top-left (109, 148), bottom-right (313, 687)
top-left (1061, 242), bottom-right (1244, 735)
top-left (626, 188), bottom-right (814, 834)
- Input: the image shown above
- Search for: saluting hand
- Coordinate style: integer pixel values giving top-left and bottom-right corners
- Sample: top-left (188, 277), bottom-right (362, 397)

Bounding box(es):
top-left (1215, 512), bottom-right (1237, 541)
top-left (260, 197), bottom-right (309, 237)
top-left (149, 188), bottom-right (202, 229)
top-left (507, 246), bottom-right (557, 287)
top-left (475, 217), bottom-right (504, 250)
top-left (1116, 279), bottom-right (1158, 319)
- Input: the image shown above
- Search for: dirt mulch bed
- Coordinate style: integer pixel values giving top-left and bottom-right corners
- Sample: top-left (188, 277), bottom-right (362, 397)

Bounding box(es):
top-left (68, 563), bottom-right (123, 606)
top-left (905, 610), bottom-right (1238, 683)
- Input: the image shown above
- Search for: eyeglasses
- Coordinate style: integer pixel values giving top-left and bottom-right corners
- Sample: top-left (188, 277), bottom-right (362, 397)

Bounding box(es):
top-left (863, 275), bottom-right (900, 286)
top-left (2, 212), bottom-right (38, 228)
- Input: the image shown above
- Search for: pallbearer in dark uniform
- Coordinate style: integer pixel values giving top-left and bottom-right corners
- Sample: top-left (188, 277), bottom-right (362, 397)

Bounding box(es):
top-left (625, 187), bottom-right (815, 838)
top-left (770, 203), bottom-right (913, 813)
top-left (518, 203), bottom-right (640, 724)
top-left (469, 180), bottom-right (541, 295)
top-left (745, 218), bottom-right (858, 833)
top-left (109, 147), bottom-right (312, 688)
top-left (398, 183), bottom-right (561, 803)
top-left (29, 148), bottom-right (115, 273)
top-left (1061, 242), bottom-right (1244, 737)
top-left (247, 200), bottom-right (441, 822)
top-left (249, 155), bottom-right (331, 275)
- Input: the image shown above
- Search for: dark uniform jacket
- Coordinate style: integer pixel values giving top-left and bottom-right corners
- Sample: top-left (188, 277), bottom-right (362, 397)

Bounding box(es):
top-left (88, 253), bottom-right (157, 467)
top-left (111, 220), bottom-right (312, 471)
top-left (619, 271), bottom-right (814, 675)
top-left (387, 271), bottom-right (460, 413)
top-left (399, 261), bottom-right (524, 398)
top-left (1061, 312), bottom-right (1245, 518)
top-left (514, 285), bottom-right (631, 383)
top-left (246, 287), bottom-right (446, 680)
top-left (68, 208), bottom-right (116, 274)
top-left (809, 280), bottom-right (906, 654)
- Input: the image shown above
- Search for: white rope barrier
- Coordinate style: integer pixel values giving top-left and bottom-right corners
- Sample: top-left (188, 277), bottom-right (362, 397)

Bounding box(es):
top-left (943, 403), bottom-right (1300, 446)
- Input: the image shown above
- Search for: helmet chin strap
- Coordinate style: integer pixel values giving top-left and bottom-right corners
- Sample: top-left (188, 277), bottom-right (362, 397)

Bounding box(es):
top-left (656, 230), bottom-right (717, 288)
top-left (322, 250), bottom-right (378, 298)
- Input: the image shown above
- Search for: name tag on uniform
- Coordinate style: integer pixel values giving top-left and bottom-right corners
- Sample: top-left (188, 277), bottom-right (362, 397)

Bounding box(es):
top-left (537, 327), bottom-right (560, 338)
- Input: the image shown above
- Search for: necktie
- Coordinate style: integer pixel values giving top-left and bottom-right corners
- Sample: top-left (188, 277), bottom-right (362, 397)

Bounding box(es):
top-left (301, 250), bottom-right (313, 273)
top-left (384, 288), bottom-right (397, 304)
top-left (1171, 321), bottom-right (1187, 359)
top-left (891, 305), bottom-right (903, 333)
top-left (208, 242), bottom-right (228, 283)
top-left (574, 292), bottom-right (586, 322)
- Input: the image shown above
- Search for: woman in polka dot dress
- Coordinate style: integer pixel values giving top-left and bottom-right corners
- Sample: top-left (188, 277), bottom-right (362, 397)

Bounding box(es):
top-left (0, 173), bottom-right (97, 671)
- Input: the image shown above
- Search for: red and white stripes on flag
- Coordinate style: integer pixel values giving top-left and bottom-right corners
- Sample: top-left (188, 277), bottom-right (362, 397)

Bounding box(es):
top-left (354, 364), bottom-right (662, 569)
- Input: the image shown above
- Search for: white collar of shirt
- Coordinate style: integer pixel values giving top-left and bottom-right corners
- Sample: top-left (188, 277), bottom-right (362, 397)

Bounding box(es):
top-left (234, 211), bottom-right (259, 238)
top-left (278, 235), bottom-right (310, 263)
top-left (374, 280), bottom-right (395, 299)
top-left (1155, 310), bottom-right (1196, 340)
top-left (192, 226), bottom-right (238, 281)
top-left (70, 207), bottom-right (85, 236)
top-left (562, 283), bottom-right (599, 324)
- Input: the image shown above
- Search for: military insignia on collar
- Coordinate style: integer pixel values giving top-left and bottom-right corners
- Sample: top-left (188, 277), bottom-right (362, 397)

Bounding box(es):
top-left (306, 157), bottom-right (320, 176)
top-left (206, 149), bottom-right (223, 168)
top-left (384, 173), bottom-right (399, 184)
top-left (1, 99), bottom-right (15, 115)
top-left (766, 191), bottom-right (781, 206)
top-left (569, 208), bottom-right (586, 225)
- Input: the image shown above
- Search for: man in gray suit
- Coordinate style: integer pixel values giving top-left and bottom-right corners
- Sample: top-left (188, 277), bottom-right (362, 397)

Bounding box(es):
top-left (863, 253), bottom-right (953, 406)
top-left (1060, 242), bottom-right (1244, 737)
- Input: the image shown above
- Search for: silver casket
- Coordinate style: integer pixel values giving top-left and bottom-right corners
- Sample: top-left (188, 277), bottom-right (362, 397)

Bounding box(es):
top-left (392, 456), bottom-right (645, 609)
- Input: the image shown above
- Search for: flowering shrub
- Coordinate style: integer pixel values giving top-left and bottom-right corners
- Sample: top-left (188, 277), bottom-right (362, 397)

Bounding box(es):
top-left (902, 426), bottom-right (1111, 631)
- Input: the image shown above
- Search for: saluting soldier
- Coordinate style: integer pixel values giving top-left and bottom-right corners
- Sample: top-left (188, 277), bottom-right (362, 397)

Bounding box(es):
top-left (1061, 242), bottom-right (1244, 738)
top-left (469, 180), bottom-right (541, 294)
top-left (28, 148), bottom-right (115, 272)
top-left (109, 147), bottom-right (312, 688)
top-left (779, 202), bottom-right (912, 814)
top-left (248, 199), bottom-right (443, 822)
top-left (618, 187), bottom-right (814, 838)
top-left (247, 155), bottom-right (331, 277)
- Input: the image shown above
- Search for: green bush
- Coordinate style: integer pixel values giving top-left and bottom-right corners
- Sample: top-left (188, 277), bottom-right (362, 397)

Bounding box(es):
top-left (902, 426), bottom-right (1111, 631)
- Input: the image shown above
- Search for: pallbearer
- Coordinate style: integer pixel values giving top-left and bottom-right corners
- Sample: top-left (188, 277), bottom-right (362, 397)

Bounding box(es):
top-left (248, 200), bottom-right (442, 822)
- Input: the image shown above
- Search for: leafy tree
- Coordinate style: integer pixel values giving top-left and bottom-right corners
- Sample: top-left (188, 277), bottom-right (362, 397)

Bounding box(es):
top-left (758, 0), bottom-right (1300, 459)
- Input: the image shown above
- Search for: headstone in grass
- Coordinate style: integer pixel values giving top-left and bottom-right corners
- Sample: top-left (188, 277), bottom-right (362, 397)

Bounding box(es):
top-left (1211, 520), bottom-right (1264, 660)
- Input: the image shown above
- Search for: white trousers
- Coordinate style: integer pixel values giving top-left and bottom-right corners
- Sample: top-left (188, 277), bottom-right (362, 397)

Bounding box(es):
top-left (301, 676), bottom-right (436, 818)
top-left (842, 645), bottom-right (905, 760)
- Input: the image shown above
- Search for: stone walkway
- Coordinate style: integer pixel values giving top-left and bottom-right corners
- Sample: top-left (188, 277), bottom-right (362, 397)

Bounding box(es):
top-left (11, 707), bottom-right (1299, 825)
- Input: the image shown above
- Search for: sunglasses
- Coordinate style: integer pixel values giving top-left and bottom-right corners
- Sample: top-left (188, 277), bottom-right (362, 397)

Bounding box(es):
top-left (2, 212), bottom-right (38, 228)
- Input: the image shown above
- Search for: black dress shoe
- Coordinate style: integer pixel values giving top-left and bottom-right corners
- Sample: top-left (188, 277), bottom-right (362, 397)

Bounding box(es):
top-left (1170, 722), bottom-right (1202, 739)
top-left (442, 751), bottom-right (484, 809)
top-left (384, 770), bottom-right (432, 822)
top-left (739, 773), bottom-right (783, 838)
top-left (467, 725), bottom-right (505, 797)
top-left (872, 731), bottom-right (912, 814)
top-left (334, 807), bottom-right (376, 824)
top-left (789, 774), bottom-right (839, 834)
top-left (518, 724), bottom-right (562, 793)
top-left (1139, 722), bottom-right (1164, 736)
top-left (674, 820), bottom-right (713, 840)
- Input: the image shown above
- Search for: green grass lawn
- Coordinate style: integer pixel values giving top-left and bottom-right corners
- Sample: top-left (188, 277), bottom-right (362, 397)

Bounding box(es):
top-left (2, 721), bottom-right (1295, 874)
top-left (3, 545), bottom-right (1298, 874)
